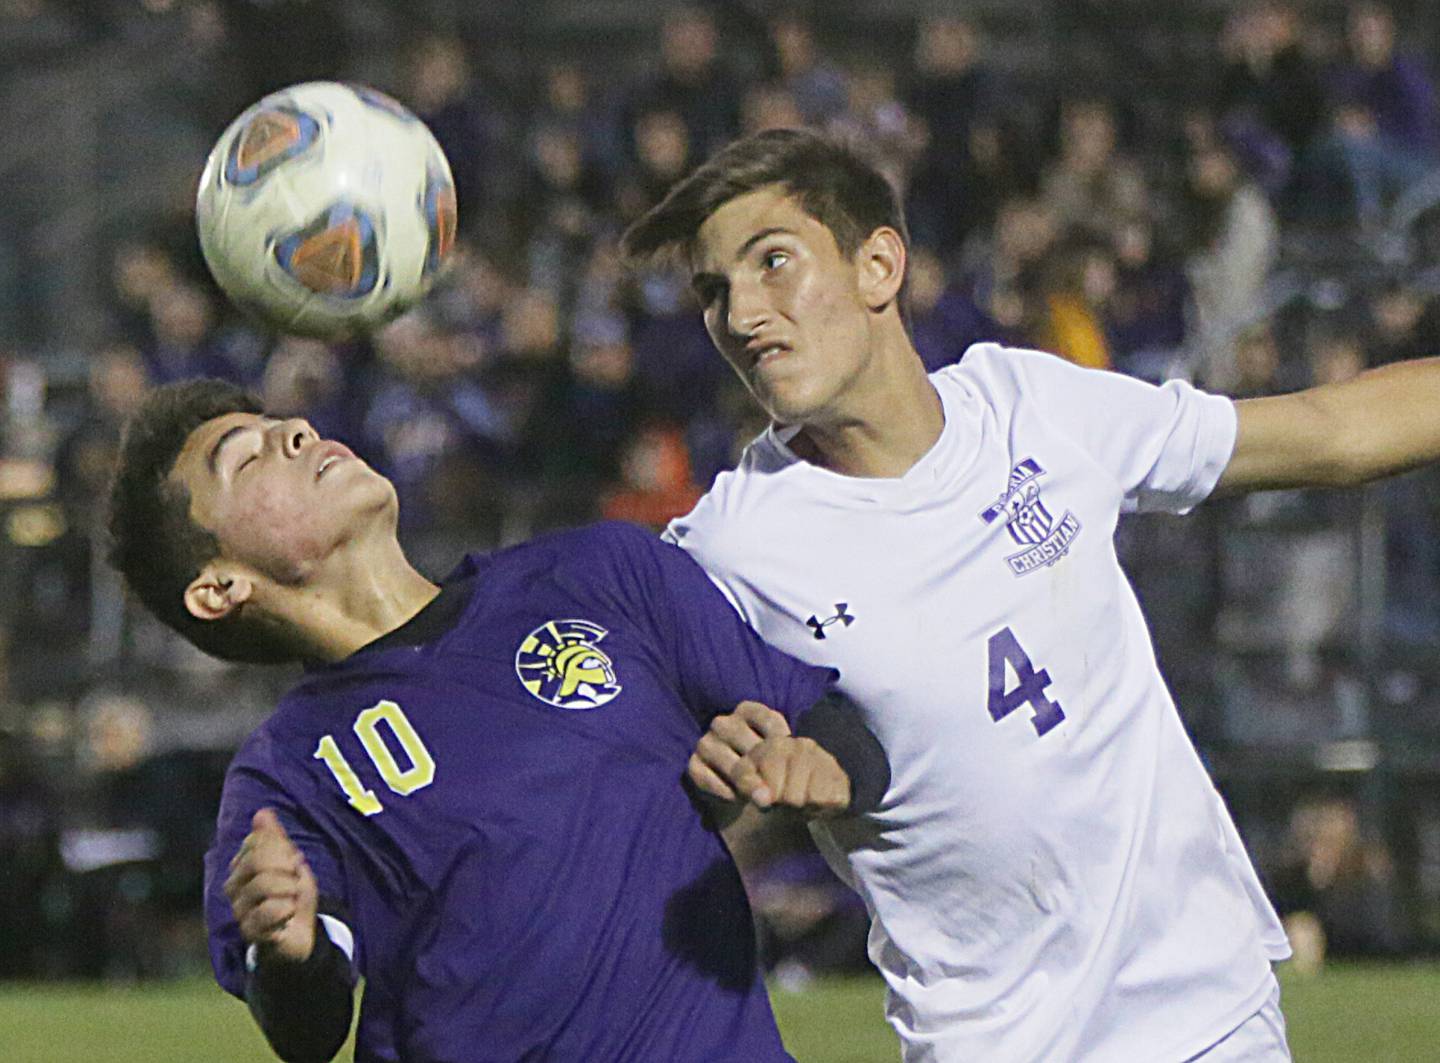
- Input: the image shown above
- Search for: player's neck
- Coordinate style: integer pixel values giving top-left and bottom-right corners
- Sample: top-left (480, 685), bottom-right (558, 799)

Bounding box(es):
top-left (284, 534), bottom-right (441, 662)
top-left (789, 345), bottom-right (944, 479)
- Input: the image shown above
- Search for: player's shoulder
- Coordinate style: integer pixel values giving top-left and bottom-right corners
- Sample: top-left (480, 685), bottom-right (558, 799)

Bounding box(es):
top-left (666, 432), bottom-right (802, 552)
top-left (943, 342), bottom-right (1126, 428)
top-left (946, 341), bottom-right (1069, 396)
top-left (220, 702), bottom-right (314, 800)
top-left (441, 523), bottom-right (655, 588)
top-left (503, 520), bottom-right (691, 591)
top-left (527, 518), bottom-right (663, 564)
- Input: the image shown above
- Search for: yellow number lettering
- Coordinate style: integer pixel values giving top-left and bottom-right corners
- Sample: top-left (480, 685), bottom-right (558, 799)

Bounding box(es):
top-left (314, 701), bottom-right (436, 815)
top-left (314, 734), bottom-right (384, 816)
top-left (354, 700), bottom-right (436, 796)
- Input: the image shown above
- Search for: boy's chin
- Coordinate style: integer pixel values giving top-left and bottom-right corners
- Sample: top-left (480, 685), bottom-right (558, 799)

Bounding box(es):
top-left (755, 388), bottom-right (823, 428)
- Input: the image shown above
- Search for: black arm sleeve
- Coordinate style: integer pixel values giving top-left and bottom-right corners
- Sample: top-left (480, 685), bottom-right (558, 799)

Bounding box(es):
top-left (244, 917), bottom-right (356, 1063)
top-left (795, 691), bottom-right (890, 815)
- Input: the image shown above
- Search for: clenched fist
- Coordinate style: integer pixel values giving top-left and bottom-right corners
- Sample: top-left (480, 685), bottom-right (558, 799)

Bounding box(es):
top-left (688, 700), bottom-right (852, 818)
top-left (224, 808), bottom-right (319, 964)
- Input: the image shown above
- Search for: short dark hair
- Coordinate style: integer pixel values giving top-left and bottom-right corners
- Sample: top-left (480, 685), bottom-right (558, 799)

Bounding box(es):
top-left (620, 128), bottom-right (910, 262)
top-left (106, 378), bottom-right (295, 664)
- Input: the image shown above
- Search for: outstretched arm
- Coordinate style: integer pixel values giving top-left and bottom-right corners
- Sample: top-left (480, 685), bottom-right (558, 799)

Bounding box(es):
top-left (1218, 357), bottom-right (1440, 494)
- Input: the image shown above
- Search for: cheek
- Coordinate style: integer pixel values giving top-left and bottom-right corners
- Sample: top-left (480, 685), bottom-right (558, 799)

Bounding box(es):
top-left (796, 267), bottom-right (860, 333)
top-left (227, 484), bottom-right (327, 560)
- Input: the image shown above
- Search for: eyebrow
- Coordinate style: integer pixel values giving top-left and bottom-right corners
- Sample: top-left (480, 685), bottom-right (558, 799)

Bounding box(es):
top-left (206, 423), bottom-right (251, 478)
top-left (691, 226), bottom-right (796, 289)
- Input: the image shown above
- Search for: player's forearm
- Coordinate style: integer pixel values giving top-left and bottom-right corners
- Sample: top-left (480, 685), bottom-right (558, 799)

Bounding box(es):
top-left (1314, 356), bottom-right (1440, 484)
top-left (797, 692), bottom-right (890, 814)
top-left (245, 918), bottom-right (356, 1063)
top-left (1225, 356), bottom-right (1440, 492)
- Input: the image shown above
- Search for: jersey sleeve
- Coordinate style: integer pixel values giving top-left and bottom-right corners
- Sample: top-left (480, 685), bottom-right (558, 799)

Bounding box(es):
top-left (605, 522), bottom-right (836, 730)
top-left (203, 735), bottom-right (352, 1000)
top-left (960, 343), bottom-right (1238, 514)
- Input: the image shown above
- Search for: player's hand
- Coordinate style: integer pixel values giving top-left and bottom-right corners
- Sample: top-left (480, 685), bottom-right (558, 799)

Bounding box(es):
top-left (224, 808), bottom-right (318, 965)
top-left (689, 701), bottom-right (792, 803)
top-left (689, 701), bottom-right (852, 818)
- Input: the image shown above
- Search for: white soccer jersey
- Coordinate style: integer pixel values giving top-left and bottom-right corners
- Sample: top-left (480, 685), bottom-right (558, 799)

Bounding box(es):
top-left (666, 344), bottom-right (1291, 1062)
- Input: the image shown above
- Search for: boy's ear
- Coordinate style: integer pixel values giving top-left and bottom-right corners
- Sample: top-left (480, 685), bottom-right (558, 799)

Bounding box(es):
top-left (858, 226), bottom-right (906, 311)
top-left (184, 564), bottom-right (254, 622)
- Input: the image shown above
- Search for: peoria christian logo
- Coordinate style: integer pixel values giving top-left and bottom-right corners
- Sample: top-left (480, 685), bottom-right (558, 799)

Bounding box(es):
top-left (515, 619), bottom-right (623, 710)
top-left (980, 458), bottom-right (1081, 576)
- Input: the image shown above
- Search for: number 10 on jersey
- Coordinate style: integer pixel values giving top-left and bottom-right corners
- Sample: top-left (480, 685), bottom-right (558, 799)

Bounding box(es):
top-left (987, 627), bottom-right (1066, 736)
top-left (314, 700), bottom-right (437, 815)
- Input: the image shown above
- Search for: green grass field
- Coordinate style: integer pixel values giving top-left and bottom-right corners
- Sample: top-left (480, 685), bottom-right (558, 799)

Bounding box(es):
top-left (1, 964), bottom-right (1437, 1061)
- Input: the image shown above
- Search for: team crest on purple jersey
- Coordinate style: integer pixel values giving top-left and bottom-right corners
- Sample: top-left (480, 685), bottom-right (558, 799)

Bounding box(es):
top-left (515, 619), bottom-right (623, 710)
top-left (979, 458), bottom-right (1082, 576)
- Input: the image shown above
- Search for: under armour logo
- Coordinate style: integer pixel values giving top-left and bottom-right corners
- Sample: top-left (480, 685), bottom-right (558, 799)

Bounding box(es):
top-left (806, 604), bottom-right (855, 640)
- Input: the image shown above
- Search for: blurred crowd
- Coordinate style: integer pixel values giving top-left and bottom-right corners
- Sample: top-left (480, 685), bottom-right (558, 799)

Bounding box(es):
top-left (3, 0), bottom-right (1440, 983)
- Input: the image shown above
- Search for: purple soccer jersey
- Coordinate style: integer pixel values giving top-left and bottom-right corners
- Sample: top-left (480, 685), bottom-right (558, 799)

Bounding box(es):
top-left (204, 522), bottom-right (834, 1063)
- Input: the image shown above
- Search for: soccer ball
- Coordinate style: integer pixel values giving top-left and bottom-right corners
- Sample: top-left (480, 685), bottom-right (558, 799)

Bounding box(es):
top-left (196, 81), bottom-right (457, 338)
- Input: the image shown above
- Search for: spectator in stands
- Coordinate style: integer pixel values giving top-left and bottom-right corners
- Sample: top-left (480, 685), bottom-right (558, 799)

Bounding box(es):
top-left (830, 64), bottom-right (923, 189)
top-left (1318, 1), bottom-right (1440, 226)
top-left (1183, 137), bottom-right (1279, 392)
top-left (517, 123), bottom-right (608, 299)
top-left (521, 311), bottom-right (649, 527)
top-left (1040, 96), bottom-right (1152, 242)
top-left (1307, 323), bottom-right (1367, 387)
top-left (56, 344), bottom-right (149, 530)
top-left (1373, 293), bottom-right (1440, 643)
top-left (904, 16), bottom-right (1017, 256)
top-left (1364, 276), bottom-right (1435, 366)
top-left (904, 15), bottom-right (995, 178)
top-left (531, 61), bottom-right (624, 183)
top-left (1035, 236), bottom-right (1116, 370)
top-left (434, 244), bottom-right (509, 351)
top-left (906, 247), bottom-right (991, 372)
top-left (1230, 321), bottom-right (1287, 399)
top-left (614, 107), bottom-right (695, 225)
top-left (568, 237), bottom-right (629, 340)
top-left (489, 286), bottom-right (567, 440)
top-left (626, 6), bottom-right (741, 164)
top-left (402, 33), bottom-right (512, 240)
top-left (1216, 0), bottom-right (1329, 201)
top-left (628, 266), bottom-right (730, 424)
top-left (361, 311), bottom-right (504, 545)
top-left (957, 195), bottom-right (1057, 349)
top-left (598, 421), bottom-right (704, 531)
top-left (740, 82), bottom-right (806, 138)
top-left (109, 241), bottom-right (178, 351)
top-left (1269, 795), bottom-right (1408, 972)
top-left (916, 111), bottom-right (1042, 261)
top-left (766, 7), bottom-right (847, 127)
top-left (1104, 219), bottom-right (1190, 379)
top-left (1333, 2), bottom-right (1440, 156)
top-left (0, 730), bottom-right (58, 979)
top-left (142, 283), bottom-right (235, 386)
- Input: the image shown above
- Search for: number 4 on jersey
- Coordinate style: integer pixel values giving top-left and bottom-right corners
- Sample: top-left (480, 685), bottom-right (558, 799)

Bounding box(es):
top-left (987, 627), bottom-right (1066, 736)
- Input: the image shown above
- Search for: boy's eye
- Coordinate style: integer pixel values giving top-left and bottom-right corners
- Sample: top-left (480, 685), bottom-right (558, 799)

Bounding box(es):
top-left (762, 250), bottom-right (789, 270)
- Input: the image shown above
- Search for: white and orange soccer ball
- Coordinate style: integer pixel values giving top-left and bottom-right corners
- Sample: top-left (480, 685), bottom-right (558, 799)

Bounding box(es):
top-left (196, 81), bottom-right (457, 338)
